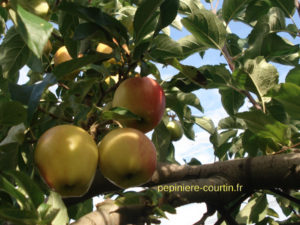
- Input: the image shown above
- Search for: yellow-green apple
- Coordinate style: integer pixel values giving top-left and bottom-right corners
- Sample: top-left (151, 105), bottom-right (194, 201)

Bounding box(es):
top-left (112, 77), bottom-right (165, 133)
top-left (96, 39), bottom-right (130, 65)
top-left (96, 42), bottom-right (117, 65)
top-left (98, 128), bottom-right (157, 188)
top-left (34, 125), bottom-right (98, 197)
top-left (53, 46), bottom-right (81, 80)
top-left (167, 120), bottom-right (183, 141)
top-left (18, 0), bottom-right (50, 19)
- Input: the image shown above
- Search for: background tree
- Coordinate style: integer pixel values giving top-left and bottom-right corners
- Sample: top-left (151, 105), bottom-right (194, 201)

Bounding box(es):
top-left (0, 0), bottom-right (299, 224)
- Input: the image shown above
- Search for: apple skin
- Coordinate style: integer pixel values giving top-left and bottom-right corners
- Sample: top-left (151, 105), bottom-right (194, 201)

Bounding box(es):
top-left (112, 77), bottom-right (166, 133)
top-left (96, 43), bottom-right (117, 64)
top-left (96, 40), bottom-right (130, 65)
top-left (167, 120), bottom-right (183, 141)
top-left (18, 0), bottom-right (50, 19)
top-left (98, 128), bottom-right (157, 188)
top-left (53, 46), bottom-right (80, 80)
top-left (34, 125), bottom-right (98, 197)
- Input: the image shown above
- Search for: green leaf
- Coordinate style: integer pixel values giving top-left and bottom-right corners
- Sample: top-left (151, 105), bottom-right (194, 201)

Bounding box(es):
top-left (155, 0), bottom-right (179, 34)
top-left (4, 171), bottom-right (44, 209)
top-left (285, 65), bottom-right (300, 86)
top-left (186, 157), bottom-right (201, 165)
top-left (178, 35), bottom-right (208, 59)
top-left (244, 0), bottom-right (295, 24)
top-left (267, 208), bottom-right (279, 218)
top-left (150, 34), bottom-right (183, 62)
top-left (153, 206), bottom-right (168, 218)
top-left (198, 64), bottom-right (232, 88)
top-left (9, 4), bottom-right (53, 57)
top-left (9, 74), bottom-right (57, 122)
top-left (194, 116), bottom-right (215, 134)
top-left (219, 88), bottom-right (245, 116)
top-left (152, 122), bottom-right (177, 163)
top-left (225, 33), bottom-right (247, 58)
top-left (181, 9), bottom-right (226, 50)
top-left (170, 88), bottom-right (203, 111)
top-left (45, 192), bottom-right (69, 225)
top-left (134, 0), bottom-right (164, 41)
top-left (236, 194), bottom-right (268, 224)
top-left (68, 198), bottom-right (93, 220)
top-left (242, 130), bottom-right (261, 156)
top-left (59, 2), bottom-right (128, 42)
top-left (219, 130), bottom-right (238, 146)
top-left (268, 83), bottom-right (300, 120)
top-left (179, 0), bottom-right (204, 14)
top-left (222, 0), bottom-right (251, 24)
top-left (53, 54), bottom-right (110, 80)
top-left (0, 16), bottom-right (5, 35)
top-left (0, 143), bottom-right (19, 171)
top-left (237, 111), bottom-right (290, 145)
top-left (165, 87), bottom-right (201, 140)
top-left (160, 204), bottom-right (176, 214)
top-left (73, 22), bottom-right (100, 40)
top-left (0, 174), bottom-right (31, 210)
top-left (218, 117), bottom-right (246, 130)
top-left (261, 34), bottom-right (299, 63)
top-left (0, 207), bottom-right (38, 225)
top-left (102, 107), bottom-right (142, 121)
top-left (0, 28), bottom-right (30, 81)
top-left (0, 101), bottom-right (27, 125)
top-left (245, 7), bottom-right (287, 59)
top-left (233, 57), bottom-right (278, 110)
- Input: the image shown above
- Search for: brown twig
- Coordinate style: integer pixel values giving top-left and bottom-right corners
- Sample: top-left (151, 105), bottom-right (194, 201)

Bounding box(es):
top-left (240, 90), bottom-right (262, 111)
top-left (269, 188), bottom-right (300, 205)
top-left (295, 0), bottom-right (300, 18)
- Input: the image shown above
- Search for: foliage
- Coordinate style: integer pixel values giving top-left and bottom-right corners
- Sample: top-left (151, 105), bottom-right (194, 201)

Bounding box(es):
top-left (0, 0), bottom-right (299, 224)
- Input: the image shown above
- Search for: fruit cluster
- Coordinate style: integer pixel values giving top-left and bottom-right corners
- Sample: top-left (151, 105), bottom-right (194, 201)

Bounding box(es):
top-left (34, 77), bottom-right (166, 197)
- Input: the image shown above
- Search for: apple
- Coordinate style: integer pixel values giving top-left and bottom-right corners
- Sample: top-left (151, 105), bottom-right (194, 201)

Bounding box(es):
top-left (112, 77), bottom-right (165, 133)
top-left (18, 0), bottom-right (50, 19)
top-left (53, 46), bottom-right (81, 80)
top-left (98, 128), bottom-right (157, 188)
top-left (96, 40), bottom-right (130, 65)
top-left (96, 42), bottom-right (117, 65)
top-left (34, 125), bottom-right (98, 197)
top-left (167, 120), bottom-right (183, 141)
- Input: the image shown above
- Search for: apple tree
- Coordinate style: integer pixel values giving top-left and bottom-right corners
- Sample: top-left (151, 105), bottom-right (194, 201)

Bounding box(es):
top-left (0, 0), bottom-right (300, 224)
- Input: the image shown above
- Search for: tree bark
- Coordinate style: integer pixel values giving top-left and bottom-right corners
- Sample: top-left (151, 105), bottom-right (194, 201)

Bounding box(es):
top-left (66, 153), bottom-right (300, 225)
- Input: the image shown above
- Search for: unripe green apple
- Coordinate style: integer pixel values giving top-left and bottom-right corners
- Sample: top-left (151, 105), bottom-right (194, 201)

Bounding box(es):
top-left (112, 77), bottom-right (165, 133)
top-left (167, 120), bottom-right (183, 141)
top-left (98, 128), bottom-right (157, 188)
top-left (34, 125), bottom-right (98, 197)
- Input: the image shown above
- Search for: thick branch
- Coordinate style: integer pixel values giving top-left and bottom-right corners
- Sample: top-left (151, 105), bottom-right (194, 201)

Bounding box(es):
top-left (69, 153), bottom-right (300, 225)
top-left (64, 153), bottom-right (300, 206)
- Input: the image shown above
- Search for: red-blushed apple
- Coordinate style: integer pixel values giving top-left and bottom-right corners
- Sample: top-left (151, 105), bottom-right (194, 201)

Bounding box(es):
top-left (112, 77), bottom-right (165, 133)
top-left (98, 128), bottom-right (157, 188)
top-left (34, 125), bottom-right (98, 197)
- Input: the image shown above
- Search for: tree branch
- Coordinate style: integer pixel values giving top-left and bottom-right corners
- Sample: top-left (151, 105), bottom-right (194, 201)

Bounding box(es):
top-left (64, 153), bottom-right (300, 206)
top-left (68, 153), bottom-right (300, 225)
